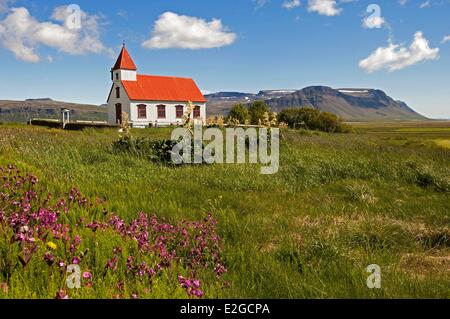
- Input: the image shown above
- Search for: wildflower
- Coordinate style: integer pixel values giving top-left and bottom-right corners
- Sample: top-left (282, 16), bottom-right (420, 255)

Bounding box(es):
top-left (47, 242), bottom-right (57, 250)
top-left (72, 257), bottom-right (80, 264)
top-left (44, 252), bottom-right (55, 266)
top-left (82, 272), bottom-right (92, 280)
top-left (55, 289), bottom-right (69, 299)
top-left (178, 275), bottom-right (204, 298)
top-left (214, 263), bottom-right (227, 277)
top-left (106, 255), bottom-right (118, 271)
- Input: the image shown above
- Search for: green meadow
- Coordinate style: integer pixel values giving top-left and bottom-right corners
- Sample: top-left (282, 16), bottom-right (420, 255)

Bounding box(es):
top-left (0, 121), bottom-right (449, 298)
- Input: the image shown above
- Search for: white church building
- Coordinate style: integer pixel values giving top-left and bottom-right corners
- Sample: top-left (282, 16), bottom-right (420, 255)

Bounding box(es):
top-left (107, 45), bottom-right (207, 127)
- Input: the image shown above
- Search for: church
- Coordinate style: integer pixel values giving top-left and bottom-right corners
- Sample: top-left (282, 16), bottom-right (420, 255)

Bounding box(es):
top-left (107, 45), bottom-right (207, 128)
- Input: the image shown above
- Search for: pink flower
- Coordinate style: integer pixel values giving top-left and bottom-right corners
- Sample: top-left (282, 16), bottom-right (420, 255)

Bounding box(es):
top-left (82, 272), bottom-right (92, 279)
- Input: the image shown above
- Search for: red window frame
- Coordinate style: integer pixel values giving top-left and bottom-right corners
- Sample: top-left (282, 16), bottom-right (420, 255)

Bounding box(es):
top-left (176, 105), bottom-right (184, 119)
top-left (137, 104), bottom-right (147, 119)
top-left (157, 105), bottom-right (166, 119)
top-left (193, 106), bottom-right (201, 118)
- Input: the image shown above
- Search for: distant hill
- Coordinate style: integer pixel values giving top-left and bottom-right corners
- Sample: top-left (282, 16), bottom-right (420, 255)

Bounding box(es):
top-left (205, 86), bottom-right (426, 121)
top-left (0, 99), bottom-right (107, 123)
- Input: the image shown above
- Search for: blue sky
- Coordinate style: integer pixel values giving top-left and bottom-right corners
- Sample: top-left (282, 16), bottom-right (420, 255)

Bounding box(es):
top-left (0, 0), bottom-right (448, 118)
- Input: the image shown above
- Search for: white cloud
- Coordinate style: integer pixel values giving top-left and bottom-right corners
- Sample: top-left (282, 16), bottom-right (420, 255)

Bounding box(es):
top-left (282, 0), bottom-right (301, 10)
top-left (0, 6), bottom-right (110, 63)
top-left (142, 12), bottom-right (236, 50)
top-left (442, 35), bottom-right (450, 44)
top-left (399, 0), bottom-right (408, 5)
top-left (420, 1), bottom-right (431, 8)
top-left (359, 31), bottom-right (439, 73)
top-left (307, 0), bottom-right (342, 16)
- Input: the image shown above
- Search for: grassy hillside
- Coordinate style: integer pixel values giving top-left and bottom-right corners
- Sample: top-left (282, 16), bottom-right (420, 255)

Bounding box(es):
top-left (0, 100), bottom-right (107, 123)
top-left (0, 122), bottom-right (449, 298)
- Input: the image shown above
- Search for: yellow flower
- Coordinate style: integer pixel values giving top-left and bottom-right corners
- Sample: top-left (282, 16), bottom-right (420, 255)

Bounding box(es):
top-left (47, 242), bottom-right (57, 250)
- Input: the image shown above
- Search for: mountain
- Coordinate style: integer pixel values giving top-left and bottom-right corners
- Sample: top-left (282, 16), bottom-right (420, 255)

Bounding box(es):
top-left (205, 86), bottom-right (426, 121)
top-left (0, 99), bottom-right (107, 123)
top-left (0, 86), bottom-right (426, 123)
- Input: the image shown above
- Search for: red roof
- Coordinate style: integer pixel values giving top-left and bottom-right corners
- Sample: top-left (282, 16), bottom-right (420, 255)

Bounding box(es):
top-left (122, 75), bottom-right (207, 103)
top-left (112, 46), bottom-right (137, 71)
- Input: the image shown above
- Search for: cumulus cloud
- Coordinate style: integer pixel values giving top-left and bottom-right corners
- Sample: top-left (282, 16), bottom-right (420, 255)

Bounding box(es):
top-left (142, 12), bottom-right (236, 50)
top-left (0, 6), bottom-right (110, 63)
top-left (442, 35), bottom-right (450, 44)
top-left (307, 0), bottom-right (342, 16)
top-left (282, 0), bottom-right (301, 10)
top-left (359, 31), bottom-right (439, 73)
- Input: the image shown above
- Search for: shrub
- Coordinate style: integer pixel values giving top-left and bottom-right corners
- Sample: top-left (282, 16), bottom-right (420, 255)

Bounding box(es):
top-left (227, 104), bottom-right (250, 124)
top-left (112, 135), bottom-right (177, 163)
top-left (249, 101), bottom-right (270, 125)
top-left (112, 136), bottom-right (209, 165)
top-left (277, 107), bottom-right (349, 133)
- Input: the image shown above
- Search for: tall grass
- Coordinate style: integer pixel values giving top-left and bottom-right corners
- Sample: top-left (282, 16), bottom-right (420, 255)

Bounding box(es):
top-left (0, 123), bottom-right (449, 298)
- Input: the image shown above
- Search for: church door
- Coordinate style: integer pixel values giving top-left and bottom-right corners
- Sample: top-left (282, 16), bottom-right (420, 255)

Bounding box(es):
top-left (115, 103), bottom-right (122, 124)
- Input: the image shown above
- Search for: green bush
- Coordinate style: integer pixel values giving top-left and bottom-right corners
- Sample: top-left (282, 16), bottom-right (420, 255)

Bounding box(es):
top-left (249, 101), bottom-right (270, 125)
top-left (112, 135), bottom-right (177, 163)
top-left (227, 103), bottom-right (250, 124)
top-left (277, 107), bottom-right (350, 133)
top-left (112, 135), bottom-right (209, 165)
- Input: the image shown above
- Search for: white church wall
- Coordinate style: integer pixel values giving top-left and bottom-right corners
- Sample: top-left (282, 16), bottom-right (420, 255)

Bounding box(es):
top-left (129, 101), bottom-right (206, 127)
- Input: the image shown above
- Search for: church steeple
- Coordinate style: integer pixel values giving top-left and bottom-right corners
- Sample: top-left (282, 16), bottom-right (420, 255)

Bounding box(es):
top-left (111, 44), bottom-right (137, 82)
top-left (112, 43), bottom-right (137, 71)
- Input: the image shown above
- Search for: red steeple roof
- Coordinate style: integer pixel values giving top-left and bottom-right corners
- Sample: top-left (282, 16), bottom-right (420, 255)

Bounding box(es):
top-left (112, 45), bottom-right (137, 71)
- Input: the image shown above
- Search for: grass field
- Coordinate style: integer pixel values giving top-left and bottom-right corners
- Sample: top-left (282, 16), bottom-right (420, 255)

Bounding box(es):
top-left (0, 121), bottom-right (449, 299)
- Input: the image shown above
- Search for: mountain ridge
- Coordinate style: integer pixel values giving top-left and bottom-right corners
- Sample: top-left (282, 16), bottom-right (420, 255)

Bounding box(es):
top-left (205, 86), bottom-right (426, 121)
top-left (0, 86), bottom-right (426, 123)
top-left (0, 99), bottom-right (107, 122)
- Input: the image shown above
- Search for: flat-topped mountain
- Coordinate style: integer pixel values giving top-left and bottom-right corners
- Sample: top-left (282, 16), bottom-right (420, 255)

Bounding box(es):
top-left (206, 86), bottom-right (425, 121)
